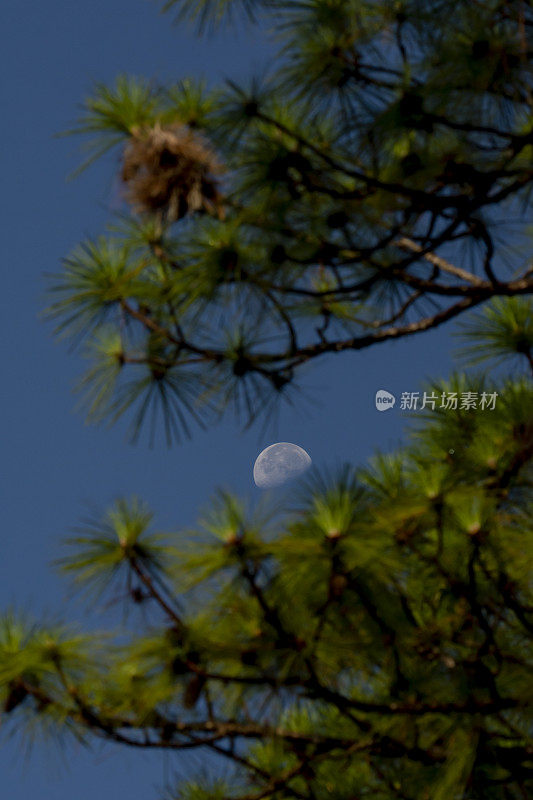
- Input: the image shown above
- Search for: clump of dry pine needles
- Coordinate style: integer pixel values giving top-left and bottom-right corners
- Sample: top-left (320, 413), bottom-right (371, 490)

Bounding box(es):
top-left (121, 123), bottom-right (224, 221)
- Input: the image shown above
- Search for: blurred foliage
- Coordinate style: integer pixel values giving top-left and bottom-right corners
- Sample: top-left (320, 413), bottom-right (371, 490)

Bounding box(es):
top-left (1, 338), bottom-right (531, 797)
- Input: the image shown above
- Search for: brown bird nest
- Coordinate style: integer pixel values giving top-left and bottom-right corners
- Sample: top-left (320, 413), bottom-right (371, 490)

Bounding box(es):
top-left (121, 123), bottom-right (224, 221)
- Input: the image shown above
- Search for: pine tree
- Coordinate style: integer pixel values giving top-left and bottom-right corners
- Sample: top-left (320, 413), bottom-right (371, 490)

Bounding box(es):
top-left (1, 304), bottom-right (531, 798)
top-left (47, 0), bottom-right (533, 442)
top-left (2, 2), bottom-right (532, 799)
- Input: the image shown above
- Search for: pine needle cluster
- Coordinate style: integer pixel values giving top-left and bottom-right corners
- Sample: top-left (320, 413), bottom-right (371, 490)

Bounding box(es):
top-left (122, 123), bottom-right (224, 221)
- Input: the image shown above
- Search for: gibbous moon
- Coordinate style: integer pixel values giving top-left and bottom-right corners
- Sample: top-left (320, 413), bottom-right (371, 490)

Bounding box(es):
top-left (253, 442), bottom-right (312, 489)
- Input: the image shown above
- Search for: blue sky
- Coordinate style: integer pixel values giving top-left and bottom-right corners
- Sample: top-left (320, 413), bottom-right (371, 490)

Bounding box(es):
top-left (1, 1), bottom-right (458, 797)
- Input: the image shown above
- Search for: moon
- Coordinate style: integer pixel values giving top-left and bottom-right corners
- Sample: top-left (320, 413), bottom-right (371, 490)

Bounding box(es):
top-left (253, 442), bottom-right (312, 489)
